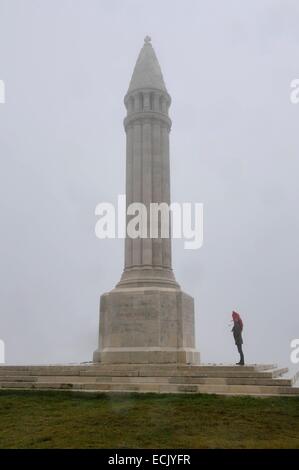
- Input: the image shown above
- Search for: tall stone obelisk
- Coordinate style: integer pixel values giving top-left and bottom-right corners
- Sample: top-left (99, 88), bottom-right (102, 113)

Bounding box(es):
top-left (93, 37), bottom-right (200, 364)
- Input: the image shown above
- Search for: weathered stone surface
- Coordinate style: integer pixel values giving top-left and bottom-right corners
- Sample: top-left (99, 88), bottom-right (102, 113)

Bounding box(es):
top-left (93, 287), bottom-right (199, 364)
top-left (0, 363), bottom-right (298, 396)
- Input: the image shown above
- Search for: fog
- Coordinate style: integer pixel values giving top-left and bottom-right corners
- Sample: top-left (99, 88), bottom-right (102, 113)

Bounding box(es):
top-left (0, 0), bottom-right (298, 370)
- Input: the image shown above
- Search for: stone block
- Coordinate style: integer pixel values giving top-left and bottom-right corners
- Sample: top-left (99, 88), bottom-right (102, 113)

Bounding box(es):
top-left (93, 286), bottom-right (200, 364)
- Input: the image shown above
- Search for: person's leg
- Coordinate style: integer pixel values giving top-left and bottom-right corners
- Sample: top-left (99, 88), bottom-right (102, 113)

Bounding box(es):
top-left (239, 344), bottom-right (244, 364)
top-left (237, 343), bottom-right (245, 365)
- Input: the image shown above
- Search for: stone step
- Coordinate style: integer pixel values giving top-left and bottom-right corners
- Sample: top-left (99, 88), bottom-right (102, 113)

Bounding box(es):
top-left (0, 366), bottom-right (288, 380)
top-left (79, 368), bottom-right (280, 377)
top-left (0, 363), bottom-right (295, 397)
top-left (79, 364), bottom-right (277, 372)
top-left (0, 382), bottom-right (75, 390)
top-left (0, 363), bottom-right (277, 376)
top-left (0, 367), bottom-right (87, 376)
top-left (0, 374), bottom-right (293, 387)
top-left (0, 369), bottom-right (287, 381)
top-left (1, 380), bottom-right (299, 396)
top-left (0, 376), bottom-right (37, 382)
top-left (168, 376), bottom-right (293, 386)
top-left (128, 368), bottom-right (288, 379)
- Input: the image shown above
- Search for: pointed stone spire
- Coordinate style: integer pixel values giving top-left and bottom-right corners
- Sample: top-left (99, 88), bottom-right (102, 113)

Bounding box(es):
top-left (127, 36), bottom-right (167, 94)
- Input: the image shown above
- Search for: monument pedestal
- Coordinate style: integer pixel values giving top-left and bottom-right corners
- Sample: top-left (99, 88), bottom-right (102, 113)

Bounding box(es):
top-left (93, 287), bottom-right (200, 364)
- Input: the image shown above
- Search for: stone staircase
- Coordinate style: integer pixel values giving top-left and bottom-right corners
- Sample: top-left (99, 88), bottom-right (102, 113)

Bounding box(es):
top-left (0, 363), bottom-right (299, 396)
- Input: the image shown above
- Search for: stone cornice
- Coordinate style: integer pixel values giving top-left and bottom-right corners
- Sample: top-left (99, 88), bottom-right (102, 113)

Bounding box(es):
top-left (124, 87), bottom-right (171, 106)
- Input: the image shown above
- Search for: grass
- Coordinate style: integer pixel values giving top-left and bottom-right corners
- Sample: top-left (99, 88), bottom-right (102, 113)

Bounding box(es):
top-left (0, 390), bottom-right (298, 448)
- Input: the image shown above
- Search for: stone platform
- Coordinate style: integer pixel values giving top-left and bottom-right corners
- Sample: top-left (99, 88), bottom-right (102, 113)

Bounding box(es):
top-left (0, 364), bottom-right (299, 397)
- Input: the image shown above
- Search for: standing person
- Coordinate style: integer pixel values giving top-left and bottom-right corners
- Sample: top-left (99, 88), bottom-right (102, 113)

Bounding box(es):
top-left (231, 311), bottom-right (245, 365)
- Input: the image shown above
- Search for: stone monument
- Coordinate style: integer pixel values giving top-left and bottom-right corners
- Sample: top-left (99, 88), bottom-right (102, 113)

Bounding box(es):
top-left (93, 37), bottom-right (200, 364)
top-left (0, 41), bottom-right (297, 399)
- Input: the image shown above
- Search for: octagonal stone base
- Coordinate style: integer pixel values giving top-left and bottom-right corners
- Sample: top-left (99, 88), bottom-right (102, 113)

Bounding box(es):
top-left (93, 286), bottom-right (200, 364)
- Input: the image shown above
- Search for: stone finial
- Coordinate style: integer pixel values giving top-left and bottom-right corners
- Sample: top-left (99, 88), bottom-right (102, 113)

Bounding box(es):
top-left (144, 35), bottom-right (151, 44)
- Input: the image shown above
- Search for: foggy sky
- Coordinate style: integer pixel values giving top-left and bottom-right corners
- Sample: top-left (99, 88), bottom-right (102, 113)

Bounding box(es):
top-left (0, 0), bottom-right (298, 369)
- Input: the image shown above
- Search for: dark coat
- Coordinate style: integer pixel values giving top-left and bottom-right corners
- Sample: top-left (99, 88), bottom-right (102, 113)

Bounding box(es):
top-left (232, 320), bottom-right (243, 345)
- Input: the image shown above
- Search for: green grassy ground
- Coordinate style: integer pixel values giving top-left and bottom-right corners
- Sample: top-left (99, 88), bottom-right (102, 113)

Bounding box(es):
top-left (0, 390), bottom-right (298, 448)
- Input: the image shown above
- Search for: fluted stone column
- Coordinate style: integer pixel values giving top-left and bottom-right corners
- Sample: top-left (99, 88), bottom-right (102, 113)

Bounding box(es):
top-left (93, 37), bottom-right (200, 364)
top-left (118, 91), bottom-right (177, 287)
